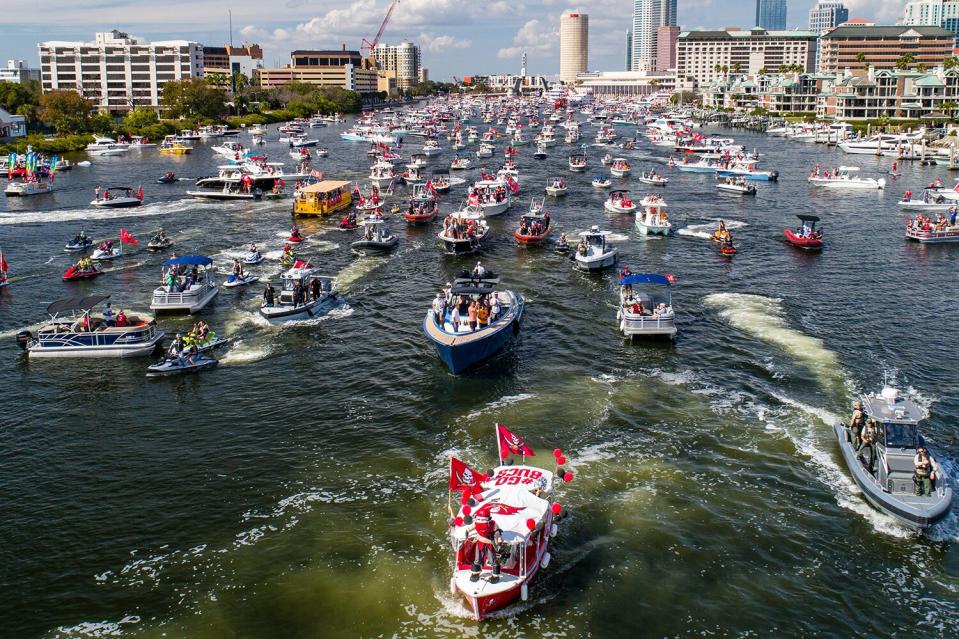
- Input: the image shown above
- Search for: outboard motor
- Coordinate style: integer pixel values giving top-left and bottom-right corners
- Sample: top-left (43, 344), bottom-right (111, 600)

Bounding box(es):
top-left (16, 330), bottom-right (32, 351)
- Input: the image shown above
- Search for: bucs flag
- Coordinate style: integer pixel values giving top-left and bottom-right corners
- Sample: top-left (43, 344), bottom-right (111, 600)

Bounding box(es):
top-left (119, 229), bottom-right (138, 245)
top-left (496, 423), bottom-right (535, 459)
top-left (0, 251), bottom-right (8, 274)
top-left (449, 457), bottom-right (482, 493)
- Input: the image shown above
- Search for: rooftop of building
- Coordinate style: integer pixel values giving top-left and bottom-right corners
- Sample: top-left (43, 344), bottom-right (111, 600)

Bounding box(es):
top-left (679, 28), bottom-right (818, 39)
top-left (291, 49), bottom-right (363, 56)
top-left (823, 24), bottom-right (954, 38)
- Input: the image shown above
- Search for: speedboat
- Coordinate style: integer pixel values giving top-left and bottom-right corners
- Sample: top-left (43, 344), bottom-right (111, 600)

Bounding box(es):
top-left (439, 209), bottom-right (490, 254)
top-left (422, 139), bottom-right (443, 156)
top-left (4, 179), bottom-right (56, 197)
top-left (635, 196), bottom-right (671, 236)
top-left (617, 273), bottom-right (676, 338)
top-left (544, 178), bottom-right (567, 197)
top-left (423, 271), bottom-right (523, 373)
top-left (808, 166), bottom-right (885, 190)
top-left (369, 160), bottom-right (396, 188)
top-left (833, 385), bottom-right (952, 529)
top-left (16, 295), bottom-right (164, 358)
top-left (351, 217), bottom-right (398, 255)
top-left (638, 171), bottom-right (668, 186)
top-left (85, 137), bottom-right (129, 156)
top-left (447, 428), bottom-right (568, 619)
top-left (514, 201), bottom-right (552, 245)
top-left (91, 186), bottom-right (142, 208)
top-left (898, 190), bottom-right (954, 211)
top-left (466, 180), bottom-right (511, 217)
top-left (259, 261), bottom-right (338, 322)
top-left (591, 175), bottom-right (611, 188)
top-left (784, 214), bottom-right (823, 250)
top-left (609, 158), bottom-right (630, 177)
top-left (223, 272), bottom-right (259, 288)
top-left (716, 177), bottom-right (757, 195)
top-left (404, 183), bottom-right (438, 225)
top-left (150, 256), bottom-right (218, 314)
top-left (600, 153), bottom-right (613, 166)
top-left (186, 185), bottom-right (263, 201)
top-left (451, 156), bottom-right (473, 171)
top-left (574, 227), bottom-right (617, 272)
top-left (128, 136), bottom-right (156, 149)
top-left (431, 169), bottom-right (452, 194)
top-left (476, 143), bottom-right (495, 159)
top-left (533, 141), bottom-right (548, 159)
top-left (146, 353), bottom-right (218, 377)
top-left (604, 190), bottom-right (636, 214)
top-left (568, 153), bottom-right (587, 172)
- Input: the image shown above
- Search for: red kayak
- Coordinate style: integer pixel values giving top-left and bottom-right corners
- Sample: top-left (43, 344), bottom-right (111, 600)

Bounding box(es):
top-left (514, 223), bottom-right (552, 245)
top-left (62, 265), bottom-right (102, 281)
top-left (783, 229), bottom-right (823, 250)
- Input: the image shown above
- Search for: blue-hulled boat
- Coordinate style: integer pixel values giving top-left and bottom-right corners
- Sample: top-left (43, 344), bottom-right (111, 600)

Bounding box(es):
top-left (422, 271), bottom-right (524, 374)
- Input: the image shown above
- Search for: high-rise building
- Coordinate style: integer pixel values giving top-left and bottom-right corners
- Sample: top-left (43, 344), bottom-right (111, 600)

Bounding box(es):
top-left (809, 2), bottom-right (849, 32)
top-left (656, 26), bottom-right (680, 70)
top-left (901, 0), bottom-right (959, 38)
top-left (38, 30), bottom-right (203, 114)
top-left (756, 0), bottom-right (787, 30)
top-left (373, 41), bottom-right (421, 90)
top-left (559, 10), bottom-right (589, 84)
top-left (0, 60), bottom-right (40, 84)
top-left (202, 44), bottom-right (263, 78)
top-left (677, 28), bottom-right (817, 85)
top-left (625, 30), bottom-right (633, 71)
top-left (256, 48), bottom-right (378, 95)
top-left (818, 24), bottom-right (954, 74)
top-left (631, 0), bottom-right (678, 72)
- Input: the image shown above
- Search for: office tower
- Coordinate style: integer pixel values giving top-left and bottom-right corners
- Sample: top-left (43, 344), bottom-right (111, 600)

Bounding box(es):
top-left (756, 0), bottom-right (787, 30)
top-left (560, 10), bottom-right (589, 84)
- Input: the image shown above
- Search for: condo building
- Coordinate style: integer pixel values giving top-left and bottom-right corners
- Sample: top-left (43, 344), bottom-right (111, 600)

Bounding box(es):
top-left (631, 0), bottom-right (678, 72)
top-left (818, 24), bottom-right (954, 74)
top-left (373, 42), bottom-right (421, 90)
top-left (677, 28), bottom-right (817, 85)
top-left (809, 1), bottom-right (849, 32)
top-left (256, 48), bottom-right (378, 95)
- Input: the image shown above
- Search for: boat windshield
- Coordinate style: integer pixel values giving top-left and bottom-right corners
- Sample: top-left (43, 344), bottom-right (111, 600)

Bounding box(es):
top-left (882, 422), bottom-right (918, 449)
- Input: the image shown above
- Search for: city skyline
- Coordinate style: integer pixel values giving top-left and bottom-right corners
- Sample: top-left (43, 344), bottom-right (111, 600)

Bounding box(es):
top-left (4, 0), bottom-right (913, 81)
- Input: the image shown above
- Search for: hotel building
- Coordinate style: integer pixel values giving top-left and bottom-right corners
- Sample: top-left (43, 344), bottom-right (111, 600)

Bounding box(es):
top-left (677, 28), bottom-right (817, 85)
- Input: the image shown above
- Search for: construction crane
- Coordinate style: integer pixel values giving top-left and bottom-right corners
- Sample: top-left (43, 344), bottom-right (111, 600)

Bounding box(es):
top-left (362, 0), bottom-right (400, 64)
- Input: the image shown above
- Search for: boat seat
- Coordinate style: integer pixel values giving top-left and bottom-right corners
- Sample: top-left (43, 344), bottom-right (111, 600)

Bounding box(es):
top-left (885, 453), bottom-right (916, 474)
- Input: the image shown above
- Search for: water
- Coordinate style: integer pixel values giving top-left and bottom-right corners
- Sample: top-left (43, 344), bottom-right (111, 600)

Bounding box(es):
top-left (2, 122), bottom-right (959, 638)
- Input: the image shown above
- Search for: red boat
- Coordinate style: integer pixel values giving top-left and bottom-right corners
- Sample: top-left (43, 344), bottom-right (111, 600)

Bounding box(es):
top-left (719, 244), bottom-right (737, 255)
top-left (339, 214), bottom-right (358, 230)
top-left (784, 214), bottom-right (823, 250)
top-left (448, 425), bottom-right (572, 621)
top-left (404, 202), bottom-right (437, 224)
top-left (514, 201), bottom-right (552, 245)
top-left (62, 264), bottom-right (102, 281)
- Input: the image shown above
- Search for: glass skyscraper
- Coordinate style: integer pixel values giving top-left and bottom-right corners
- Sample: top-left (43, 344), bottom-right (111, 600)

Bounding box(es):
top-left (631, 0), bottom-right (678, 72)
top-left (756, 0), bottom-right (787, 30)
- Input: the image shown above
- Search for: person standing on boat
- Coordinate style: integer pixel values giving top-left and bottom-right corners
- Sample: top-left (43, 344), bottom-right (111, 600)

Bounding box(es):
top-left (432, 294), bottom-right (446, 320)
top-left (95, 185), bottom-right (101, 201)
top-left (848, 401), bottom-right (866, 450)
top-left (470, 508), bottom-right (503, 584)
top-left (859, 420), bottom-right (879, 474)
top-left (102, 303), bottom-right (115, 327)
top-left (263, 283), bottom-right (275, 308)
top-left (914, 448), bottom-right (934, 496)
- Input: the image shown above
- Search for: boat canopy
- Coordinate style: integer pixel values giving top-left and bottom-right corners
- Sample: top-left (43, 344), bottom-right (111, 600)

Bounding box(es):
top-left (299, 180), bottom-right (351, 194)
top-left (608, 190), bottom-right (630, 196)
top-left (105, 186), bottom-right (134, 191)
top-left (47, 294), bottom-right (110, 315)
top-left (620, 273), bottom-right (671, 287)
top-left (796, 214), bottom-right (821, 222)
top-left (432, 168), bottom-right (450, 176)
top-left (163, 255), bottom-right (213, 267)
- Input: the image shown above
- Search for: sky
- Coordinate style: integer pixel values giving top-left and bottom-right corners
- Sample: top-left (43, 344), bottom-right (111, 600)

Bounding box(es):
top-left (0, 0), bottom-right (910, 81)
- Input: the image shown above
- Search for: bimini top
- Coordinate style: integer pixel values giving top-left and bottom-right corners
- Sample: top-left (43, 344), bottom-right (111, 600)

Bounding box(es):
top-left (609, 189), bottom-right (630, 196)
top-left (299, 180), bottom-right (351, 194)
top-left (432, 168), bottom-right (450, 176)
top-left (105, 186), bottom-right (135, 192)
top-left (796, 214), bottom-right (821, 222)
top-left (619, 273), bottom-right (672, 287)
top-left (163, 255), bottom-right (213, 268)
top-left (47, 294), bottom-right (110, 315)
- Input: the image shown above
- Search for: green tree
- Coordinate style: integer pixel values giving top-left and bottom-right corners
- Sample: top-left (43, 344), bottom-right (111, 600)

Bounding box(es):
top-left (38, 90), bottom-right (93, 134)
top-left (124, 107), bottom-right (159, 130)
top-left (944, 57), bottom-right (959, 70)
top-left (856, 52), bottom-right (866, 63)
top-left (757, 67), bottom-right (768, 75)
top-left (161, 78), bottom-right (227, 119)
top-left (733, 62), bottom-right (742, 74)
top-left (895, 53), bottom-right (916, 70)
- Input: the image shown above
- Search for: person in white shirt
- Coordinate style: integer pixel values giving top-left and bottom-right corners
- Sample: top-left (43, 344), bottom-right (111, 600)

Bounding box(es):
top-left (432, 294), bottom-right (446, 319)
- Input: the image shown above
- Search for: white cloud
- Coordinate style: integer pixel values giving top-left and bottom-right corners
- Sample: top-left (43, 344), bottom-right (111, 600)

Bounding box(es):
top-left (497, 19), bottom-right (558, 60)
top-left (418, 32), bottom-right (472, 52)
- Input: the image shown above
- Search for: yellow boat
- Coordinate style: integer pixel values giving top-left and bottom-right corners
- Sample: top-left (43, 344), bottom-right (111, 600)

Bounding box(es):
top-left (293, 180), bottom-right (353, 217)
top-left (159, 142), bottom-right (193, 155)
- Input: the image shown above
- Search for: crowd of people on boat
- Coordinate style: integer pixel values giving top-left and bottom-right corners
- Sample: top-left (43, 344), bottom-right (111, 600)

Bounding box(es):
top-left (907, 211), bottom-right (958, 232)
top-left (792, 222), bottom-right (823, 240)
top-left (431, 271), bottom-right (503, 333)
top-left (467, 184), bottom-right (508, 206)
top-left (518, 212), bottom-right (551, 237)
top-left (262, 274), bottom-right (330, 309)
top-left (442, 213), bottom-right (482, 241)
top-left (163, 262), bottom-right (204, 293)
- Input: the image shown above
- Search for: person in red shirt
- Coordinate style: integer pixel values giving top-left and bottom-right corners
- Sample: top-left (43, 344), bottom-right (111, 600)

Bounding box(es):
top-left (115, 310), bottom-right (129, 327)
top-left (470, 507), bottom-right (502, 583)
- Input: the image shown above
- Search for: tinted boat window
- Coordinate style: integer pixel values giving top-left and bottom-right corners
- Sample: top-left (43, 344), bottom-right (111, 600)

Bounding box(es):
top-left (883, 423), bottom-right (917, 449)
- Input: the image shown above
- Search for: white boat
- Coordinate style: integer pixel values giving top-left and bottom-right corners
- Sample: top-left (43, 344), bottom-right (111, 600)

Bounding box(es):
top-left (85, 136), bottom-right (129, 156)
top-left (150, 256), bottom-right (218, 314)
top-left (716, 177), bottom-right (757, 195)
top-left (467, 180), bottom-right (511, 216)
top-left (808, 166), bottom-right (885, 190)
top-left (604, 190), bottom-right (636, 214)
top-left (591, 175), bottom-right (611, 188)
top-left (90, 186), bottom-right (141, 208)
top-left (544, 177), bottom-right (567, 197)
top-left (249, 124), bottom-right (267, 135)
top-left (128, 136), bottom-right (157, 149)
top-left (574, 226), bottom-right (618, 272)
top-left (476, 143), bottom-right (495, 158)
top-left (898, 191), bottom-right (954, 211)
top-left (676, 159), bottom-right (717, 173)
top-left (568, 153), bottom-right (588, 172)
top-left (617, 273), bottom-right (676, 338)
top-left (4, 179), bottom-right (56, 197)
top-left (351, 217), bottom-right (399, 255)
top-left (839, 132), bottom-right (924, 155)
top-left (212, 141), bottom-right (249, 158)
top-left (638, 171), bottom-right (667, 186)
top-left (260, 261), bottom-right (338, 322)
top-left (635, 196), bottom-right (671, 236)
top-left (438, 208), bottom-right (490, 254)
top-left (609, 158), bottom-right (630, 177)
top-left (422, 139), bottom-right (443, 156)
top-left (451, 156), bottom-right (473, 171)
top-left (369, 160), bottom-right (396, 188)
top-left (16, 295), bottom-right (164, 358)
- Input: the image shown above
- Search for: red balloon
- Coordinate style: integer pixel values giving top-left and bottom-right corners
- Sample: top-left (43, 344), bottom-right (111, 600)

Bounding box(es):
top-left (454, 517), bottom-right (464, 526)
top-left (552, 448), bottom-right (562, 458)
top-left (525, 518), bottom-right (536, 530)
top-left (462, 505), bottom-right (471, 516)
top-left (551, 502), bottom-right (562, 515)
top-left (563, 472), bottom-right (573, 483)
top-left (557, 456), bottom-right (567, 466)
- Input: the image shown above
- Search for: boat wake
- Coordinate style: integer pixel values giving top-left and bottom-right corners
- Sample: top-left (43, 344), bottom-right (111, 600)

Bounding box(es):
top-left (51, 615), bottom-right (141, 638)
top-left (677, 218), bottom-right (747, 240)
top-left (335, 257), bottom-right (389, 292)
top-left (0, 199), bottom-right (209, 226)
top-left (465, 393), bottom-right (537, 420)
top-left (218, 339), bottom-right (273, 366)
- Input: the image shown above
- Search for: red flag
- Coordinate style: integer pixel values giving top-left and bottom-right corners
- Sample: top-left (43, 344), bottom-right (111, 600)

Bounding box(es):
top-left (120, 229), bottom-right (138, 245)
top-left (449, 457), bottom-right (482, 493)
top-left (137, 184), bottom-right (143, 201)
top-left (496, 423), bottom-right (535, 459)
top-left (0, 252), bottom-right (8, 273)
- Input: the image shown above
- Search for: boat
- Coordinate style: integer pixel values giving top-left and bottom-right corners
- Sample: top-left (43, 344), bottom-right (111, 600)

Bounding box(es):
top-left (533, 141), bottom-right (548, 159)
top-left (784, 214), bottom-right (823, 250)
top-left (638, 171), bottom-right (668, 186)
top-left (447, 427), bottom-right (567, 618)
top-left (676, 158), bottom-right (717, 174)
top-left (604, 190), bottom-right (636, 214)
top-left (16, 295), bottom-right (164, 358)
top-left (600, 153), bottom-right (613, 166)
top-left (591, 175), bottom-right (611, 188)
top-left (609, 158), bottom-right (630, 177)
top-left (466, 180), bottom-right (511, 217)
top-left (404, 183), bottom-right (438, 224)
top-left (293, 180), bottom-right (353, 216)
top-left (839, 132), bottom-right (924, 155)
top-left (146, 353), bottom-right (218, 377)
top-left (369, 160), bottom-right (396, 188)
top-left (514, 201), bottom-right (552, 245)
top-left (439, 209), bottom-right (490, 254)
top-left (617, 273), bottom-right (676, 338)
top-left (544, 177), bottom-right (567, 197)
top-left (259, 261), bottom-right (338, 322)
top-left (568, 153), bottom-right (587, 172)
top-left (574, 227), bottom-right (618, 272)
top-left (243, 249), bottom-right (264, 264)
top-left (290, 137), bottom-right (319, 148)
top-left (65, 234), bottom-right (93, 252)
top-left (422, 139), bottom-right (443, 156)
top-left (431, 169), bottom-right (452, 194)
top-left (476, 143), bottom-right (495, 159)
top-left (150, 255), bottom-right (218, 314)
top-left (4, 178), bottom-right (56, 197)
top-left (62, 260), bottom-right (103, 281)
top-left (716, 177), bottom-right (757, 195)
top-left (146, 232), bottom-right (173, 252)
top-left (91, 186), bottom-right (142, 208)
top-left (808, 166), bottom-right (885, 190)
top-left (833, 386), bottom-right (952, 529)
top-left (423, 271), bottom-right (523, 373)
top-left (898, 190), bottom-right (954, 211)
top-left (156, 172), bottom-right (177, 184)
top-left (128, 136), bottom-right (157, 149)
top-left (905, 215), bottom-right (959, 243)
top-left (716, 163), bottom-right (778, 182)
top-left (223, 272), bottom-right (260, 288)
top-left (635, 196), bottom-right (671, 236)
top-left (351, 217), bottom-right (398, 255)
top-left (159, 136), bottom-right (193, 155)
top-left (451, 156), bottom-right (473, 171)
top-left (85, 136), bottom-right (129, 156)
top-left (186, 185), bottom-right (262, 201)
top-left (316, 147), bottom-right (329, 157)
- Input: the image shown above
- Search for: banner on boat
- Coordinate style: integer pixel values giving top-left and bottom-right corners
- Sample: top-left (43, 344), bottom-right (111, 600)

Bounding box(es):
top-left (449, 457), bottom-right (483, 493)
top-left (496, 423), bottom-right (535, 459)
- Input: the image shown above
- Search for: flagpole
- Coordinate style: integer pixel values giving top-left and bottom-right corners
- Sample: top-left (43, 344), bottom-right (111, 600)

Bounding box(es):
top-left (495, 423), bottom-right (502, 462)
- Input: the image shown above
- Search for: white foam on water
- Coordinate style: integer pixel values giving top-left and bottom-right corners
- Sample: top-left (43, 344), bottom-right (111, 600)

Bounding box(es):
top-left (0, 199), bottom-right (205, 226)
top-left (271, 303), bottom-right (354, 328)
top-left (677, 218), bottom-right (747, 240)
top-left (335, 257), bottom-right (388, 291)
top-left (51, 615), bottom-right (140, 638)
top-left (465, 393), bottom-right (537, 420)
top-left (771, 392), bottom-right (915, 539)
top-left (0, 320), bottom-right (46, 340)
top-left (219, 339), bottom-right (273, 365)
top-left (703, 293), bottom-right (843, 389)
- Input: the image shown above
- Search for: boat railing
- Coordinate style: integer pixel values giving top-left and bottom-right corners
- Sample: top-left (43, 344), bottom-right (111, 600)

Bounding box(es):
top-left (152, 284), bottom-right (214, 305)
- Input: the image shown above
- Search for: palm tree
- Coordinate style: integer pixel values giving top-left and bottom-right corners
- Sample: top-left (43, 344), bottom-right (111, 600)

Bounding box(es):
top-left (941, 101), bottom-right (957, 117)
top-left (855, 52), bottom-right (866, 64)
top-left (206, 72), bottom-right (230, 90)
top-left (733, 62), bottom-right (742, 75)
top-left (896, 53), bottom-right (916, 70)
top-left (944, 57), bottom-right (959, 71)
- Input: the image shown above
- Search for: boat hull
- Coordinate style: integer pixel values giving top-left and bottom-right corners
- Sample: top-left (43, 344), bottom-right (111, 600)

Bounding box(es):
top-left (784, 229), bottom-right (823, 249)
top-left (423, 297), bottom-right (523, 374)
top-left (260, 294), bottom-right (337, 322)
top-left (575, 250), bottom-right (617, 272)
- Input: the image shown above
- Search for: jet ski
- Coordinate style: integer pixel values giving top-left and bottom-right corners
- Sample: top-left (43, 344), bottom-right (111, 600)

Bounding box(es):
top-left (65, 237), bottom-right (93, 252)
top-left (224, 273), bottom-right (259, 288)
top-left (196, 336), bottom-right (228, 353)
top-left (62, 264), bottom-right (102, 281)
top-left (243, 251), bottom-right (263, 264)
top-left (146, 353), bottom-right (218, 377)
top-left (91, 246), bottom-right (121, 261)
top-left (147, 236), bottom-right (173, 251)
top-left (156, 172), bottom-right (177, 184)
top-left (288, 228), bottom-right (305, 243)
